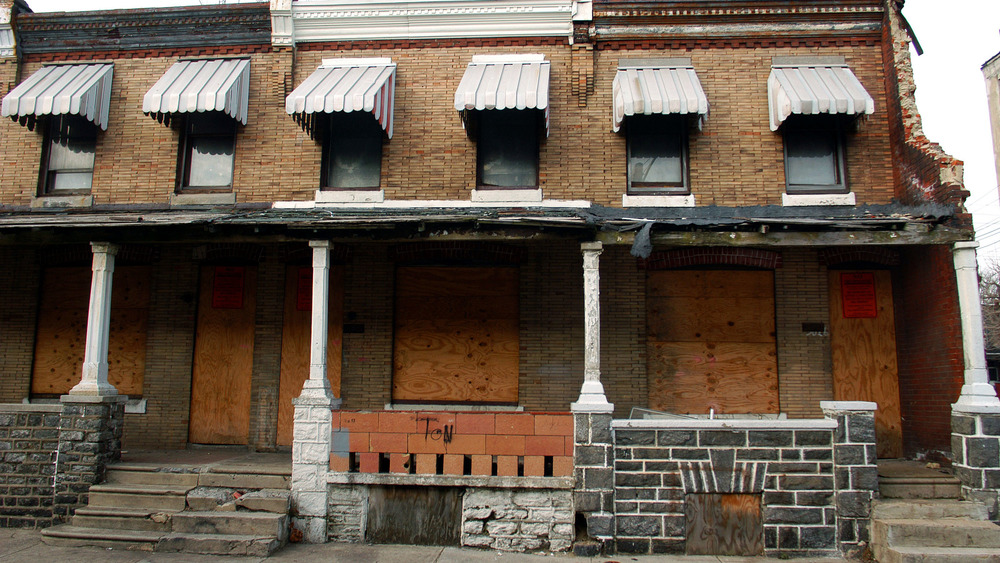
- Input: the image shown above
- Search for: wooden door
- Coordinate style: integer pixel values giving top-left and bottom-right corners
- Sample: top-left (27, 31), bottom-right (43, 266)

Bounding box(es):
top-left (189, 265), bottom-right (256, 445)
top-left (276, 265), bottom-right (343, 446)
top-left (32, 266), bottom-right (149, 397)
top-left (647, 270), bottom-right (779, 414)
top-left (392, 266), bottom-right (519, 404)
top-left (829, 270), bottom-right (902, 458)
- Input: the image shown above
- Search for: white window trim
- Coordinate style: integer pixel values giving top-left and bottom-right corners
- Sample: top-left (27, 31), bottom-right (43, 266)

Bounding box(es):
top-left (471, 188), bottom-right (543, 203)
top-left (782, 192), bottom-right (856, 207)
top-left (623, 194), bottom-right (696, 208)
top-left (315, 189), bottom-right (385, 204)
top-left (170, 192), bottom-right (236, 206)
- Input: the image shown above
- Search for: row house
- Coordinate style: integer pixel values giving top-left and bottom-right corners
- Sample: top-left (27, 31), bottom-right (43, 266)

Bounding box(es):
top-left (0, 0), bottom-right (998, 557)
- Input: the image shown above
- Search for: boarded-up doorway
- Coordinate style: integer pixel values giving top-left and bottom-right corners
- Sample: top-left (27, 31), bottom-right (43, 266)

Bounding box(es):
top-left (829, 270), bottom-right (902, 458)
top-left (647, 270), bottom-right (778, 414)
top-left (393, 266), bottom-right (518, 404)
top-left (189, 265), bottom-right (256, 445)
top-left (276, 265), bottom-right (343, 446)
top-left (31, 266), bottom-right (150, 397)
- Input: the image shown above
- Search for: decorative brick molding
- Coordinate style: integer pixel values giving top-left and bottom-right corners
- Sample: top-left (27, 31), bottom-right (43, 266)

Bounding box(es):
top-left (388, 242), bottom-right (526, 265)
top-left (952, 412), bottom-right (1000, 520)
top-left (0, 404), bottom-right (61, 528)
top-left (821, 401), bottom-right (879, 558)
top-left (296, 37), bottom-right (565, 53)
top-left (638, 248), bottom-right (782, 270)
top-left (819, 247), bottom-right (900, 267)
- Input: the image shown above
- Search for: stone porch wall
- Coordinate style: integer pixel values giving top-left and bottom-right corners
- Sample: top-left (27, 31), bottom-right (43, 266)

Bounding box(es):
top-left (0, 404), bottom-right (60, 528)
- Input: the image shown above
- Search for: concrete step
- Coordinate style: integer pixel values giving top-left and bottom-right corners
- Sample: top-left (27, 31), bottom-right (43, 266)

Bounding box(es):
top-left (71, 506), bottom-right (177, 532)
top-left (87, 484), bottom-right (190, 511)
top-left (872, 499), bottom-right (990, 521)
top-left (880, 477), bottom-right (962, 499)
top-left (197, 472), bottom-right (290, 489)
top-left (873, 518), bottom-right (1000, 549)
top-left (155, 532), bottom-right (283, 557)
top-left (105, 468), bottom-right (199, 487)
top-left (886, 546), bottom-right (1000, 563)
top-left (171, 511), bottom-right (288, 538)
top-left (235, 489), bottom-right (291, 513)
top-left (40, 524), bottom-right (162, 551)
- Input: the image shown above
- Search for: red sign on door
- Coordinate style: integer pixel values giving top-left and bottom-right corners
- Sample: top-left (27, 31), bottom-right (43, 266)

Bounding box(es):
top-left (841, 272), bottom-right (877, 318)
top-left (212, 266), bottom-right (245, 309)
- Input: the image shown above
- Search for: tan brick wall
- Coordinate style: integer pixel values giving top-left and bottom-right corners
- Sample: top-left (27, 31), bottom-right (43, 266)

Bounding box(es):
top-left (599, 245), bottom-right (646, 418)
top-left (0, 246), bottom-right (39, 403)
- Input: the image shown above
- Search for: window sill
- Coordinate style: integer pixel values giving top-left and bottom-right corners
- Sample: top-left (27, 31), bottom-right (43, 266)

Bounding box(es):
top-left (31, 194), bottom-right (93, 209)
top-left (622, 193), bottom-right (695, 208)
top-left (315, 189), bottom-right (385, 204)
top-left (782, 192), bottom-right (855, 206)
top-left (170, 192), bottom-right (236, 206)
top-left (471, 188), bottom-right (543, 203)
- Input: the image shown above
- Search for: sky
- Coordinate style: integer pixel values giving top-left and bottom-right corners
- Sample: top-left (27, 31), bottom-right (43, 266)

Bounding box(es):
top-left (23, 1), bottom-right (1000, 264)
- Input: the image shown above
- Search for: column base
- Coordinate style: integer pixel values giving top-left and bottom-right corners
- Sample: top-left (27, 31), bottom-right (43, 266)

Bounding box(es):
top-left (572, 380), bottom-right (614, 413)
top-left (953, 382), bottom-right (1000, 414)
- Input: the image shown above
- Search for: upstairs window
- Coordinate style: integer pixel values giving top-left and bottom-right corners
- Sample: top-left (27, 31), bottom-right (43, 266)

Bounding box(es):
top-left (626, 115), bottom-right (688, 193)
top-left (42, 115), bottom-right (98, 194)
top-left (783, 119), bottom-right (846, 194)
top-left (477, 110), bottom-right (540, 189)
top-left (179, 112), bottom-right (236, 190)
top-left (323, 112), bottom-right (384, 190)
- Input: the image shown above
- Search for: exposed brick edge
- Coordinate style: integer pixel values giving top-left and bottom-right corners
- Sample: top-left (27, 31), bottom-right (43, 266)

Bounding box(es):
top-left (638, 248), bottom-right (782, 270)
top-left (297, 37), bottom-right (567, 52)
top-left (818, 247), bottom-right (900, 267)
top-left (388, 242), bottom-right (526, 264)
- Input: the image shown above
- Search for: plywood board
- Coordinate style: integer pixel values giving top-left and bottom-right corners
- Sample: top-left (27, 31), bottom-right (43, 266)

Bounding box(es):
top-left (189, 265), bottom-right (256, 445)
top-left (830, 270), bottom-right (902, 458)
top-left (393, 267), bottom-right (519, 404)
top-left (647, 270), bottom-right (778, 414)
top-left (31, 266), bottom-right (149, 397)
top-left (685, 493), bottom-right (763, 556)
top-left (277, 265), bottom-right (344, 446)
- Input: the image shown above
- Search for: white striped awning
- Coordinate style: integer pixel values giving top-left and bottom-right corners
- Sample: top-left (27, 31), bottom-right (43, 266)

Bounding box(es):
top-left (143, 58), bottom-right (251, 125)
top-left (1, 63), bottom-right (114, 131)
top-left (285, 58), bottom-right (396, 139)
top-left (454, 54), bottom-right (550, 136)
top-left (612, 59), bottom-right (709, 132)
top-left (768, 60), bottom-right (874, 131)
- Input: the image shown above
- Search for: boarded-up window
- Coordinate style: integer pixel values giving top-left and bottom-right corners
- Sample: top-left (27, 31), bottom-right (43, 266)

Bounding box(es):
top-left (393, 266), bottom-right (518, 404)
top-left (31, 266), bottom-right (150, 397)
top-left (647, 270), bottom-right (778, 414)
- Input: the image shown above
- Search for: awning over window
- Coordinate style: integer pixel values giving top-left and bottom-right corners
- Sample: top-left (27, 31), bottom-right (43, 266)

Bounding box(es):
top-left (454, 54), bottom-right (550, 136)
top-left (1, 63), bottom-right (114, 131)
top-left (285, 58), bottom-right (397, 139)
top-left (768, 59), bottom-right (874, 131)
top-left (612, 59), bottom-right (709, 133)
top-left (143, 58), bottom-right (251, 126)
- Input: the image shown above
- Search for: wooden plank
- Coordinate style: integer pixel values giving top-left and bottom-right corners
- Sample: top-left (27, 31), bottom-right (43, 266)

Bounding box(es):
top-left (188, 265), bottom-right (256, 445)
top-left (393, 267), bottom-right (519, 404)
top-left (366, 485), bottom-right (461, 545)
top-left (648, 270), bottom-right (774, 298)
top-left (276, 265), bottom-right (343, 447)
top-left (647, 296), bottom-right (776, 342)
top-left (830, 270), bottom-right (902, 458)
top-left (31, 266), bottom-right (149, 397)
top-left (648, 342), bottom-right (779, 414)
top-left (685, 493), bottom-right (763, 556)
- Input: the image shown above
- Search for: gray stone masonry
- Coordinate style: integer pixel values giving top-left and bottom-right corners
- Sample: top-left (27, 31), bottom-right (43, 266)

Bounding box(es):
top-left (327, 484), bottom-right (366, 542)
top-left (574, 412), bottom-right (614, 547)
top-left (53, 396), bottom-right (125, 521)
top-left (821, 401), bottom-right (878, 559)
top-left (0, 404), bottom-right (61, 528)
top-left (462, 488), bottom-right (573, 552)
top-left (952, 411), bottom-right (1000, 520)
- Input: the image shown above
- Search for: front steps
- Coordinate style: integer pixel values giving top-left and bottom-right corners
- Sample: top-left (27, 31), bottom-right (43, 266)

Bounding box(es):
top-left (41, 462), bottom-right (291, 556)
top-left (872, 460), bottom-right (1000, 563)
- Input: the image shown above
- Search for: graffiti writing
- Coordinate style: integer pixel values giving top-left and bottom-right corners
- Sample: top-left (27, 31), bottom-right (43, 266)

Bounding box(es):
top-left (416, 416), bottom-right (454, 444)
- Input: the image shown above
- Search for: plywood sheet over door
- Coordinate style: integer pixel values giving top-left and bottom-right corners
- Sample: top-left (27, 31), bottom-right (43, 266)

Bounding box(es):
top-left (277, 265), bottom-right (343, 446)
top-left (647, 270), bottom-right (778, 414)
top-left (189, 265), bottom-right (256, 445)
top-left (31, 266), bottom-right (150, 397)
top-left (393, 266), bottom-right (519, 404)
top-left (829, 270), bottom-right (902, 458)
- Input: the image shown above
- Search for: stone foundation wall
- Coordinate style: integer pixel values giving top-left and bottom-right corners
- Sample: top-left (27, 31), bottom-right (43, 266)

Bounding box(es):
top-left (952, 411), bottom-right (1000, 520)
top-left (0, 404), bottom-right (61, 528)
top-left (462, 488), bottom-right (573, 552)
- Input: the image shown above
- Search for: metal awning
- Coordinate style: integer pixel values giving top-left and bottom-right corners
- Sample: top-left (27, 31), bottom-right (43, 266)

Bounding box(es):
top-left (768, 58), bottom-right (874, 131)
top-left (1, 63), bottom-right (114, 130)
top-left (454, 54), bottom-right (550, 136)
top-left (612, 59), bottom-right (709, 132)
top-left (143, 58), bottom-right (251, 125)
top-left (285, 58), bottom-right (396, 139)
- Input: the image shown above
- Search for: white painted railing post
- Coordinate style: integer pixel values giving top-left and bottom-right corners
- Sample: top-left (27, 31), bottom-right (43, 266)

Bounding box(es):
top-left (952, 241), bottom-right (1000, 413)
top-left (572, 241), bottom-right (613, 413)
top-left (68, 242), bottom-right (121, 397)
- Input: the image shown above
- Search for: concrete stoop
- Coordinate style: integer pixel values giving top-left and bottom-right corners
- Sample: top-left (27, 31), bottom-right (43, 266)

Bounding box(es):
top-left (871, 499), bottom-right (1000, 563)
top-left (41, 463), bottom-right (291, 556)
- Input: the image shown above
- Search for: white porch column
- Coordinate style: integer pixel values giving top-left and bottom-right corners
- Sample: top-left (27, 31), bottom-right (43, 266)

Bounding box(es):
top-left (68, 242), bottom-right (120, 397)
top-left (572, 241), bottom-right (613, 413)
top-left (952, 241), bottom-right (1000, 413)
top-left (291, 240), bottom-right (338, 543)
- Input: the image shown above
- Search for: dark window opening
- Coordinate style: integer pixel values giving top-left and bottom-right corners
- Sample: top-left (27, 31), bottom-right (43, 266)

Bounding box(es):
top-left (41, 115), bottom-right (97, 195)
top-left (626, 114), bottom-right (689, 194)
top-left (783, 118), bottom-right (847, 194)
top-left (476, 110), bottom-right (540, 189)
top-left (178, 112), bottom-right (236, 191)
top-left (322, 112), bottom-right (384, 190)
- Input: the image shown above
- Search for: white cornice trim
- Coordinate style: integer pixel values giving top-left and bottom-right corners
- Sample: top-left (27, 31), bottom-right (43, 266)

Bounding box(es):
top-left (0, 4), bottom-right (15, 59)
top-left (284, 0), bottom-right (573, 44)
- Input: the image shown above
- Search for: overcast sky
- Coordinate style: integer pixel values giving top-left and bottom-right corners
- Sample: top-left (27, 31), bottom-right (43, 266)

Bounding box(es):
top-left (24, 1), bottom-right (1000, 262)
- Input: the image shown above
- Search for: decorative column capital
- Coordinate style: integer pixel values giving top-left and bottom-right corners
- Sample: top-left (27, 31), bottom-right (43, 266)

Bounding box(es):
top-left (90, 242), bottom-right (120, 256)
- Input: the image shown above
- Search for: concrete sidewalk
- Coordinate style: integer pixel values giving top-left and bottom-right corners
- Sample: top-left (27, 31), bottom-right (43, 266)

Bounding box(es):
top-left (0, 528), bottom-right (850, 563)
